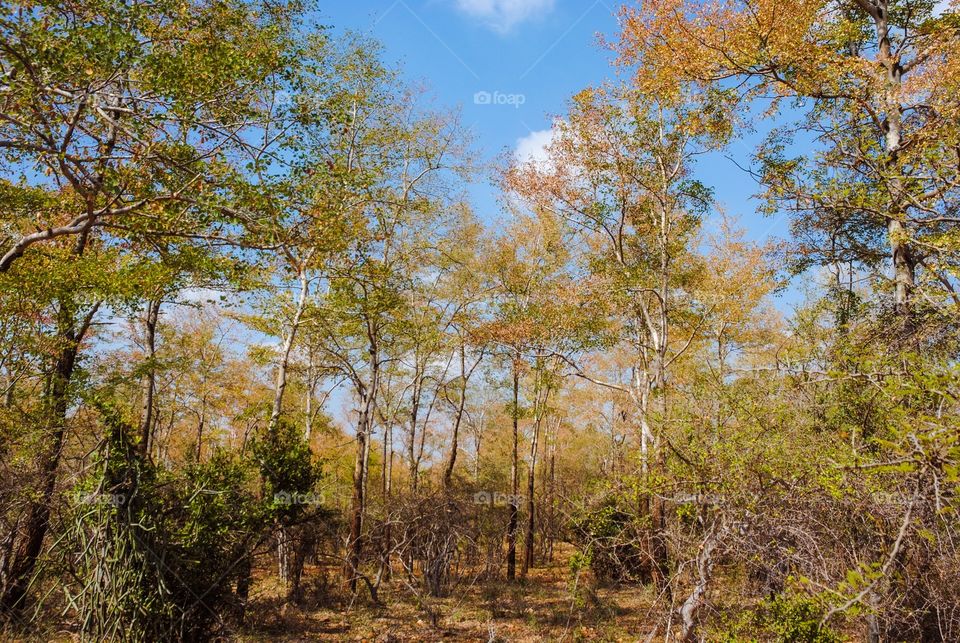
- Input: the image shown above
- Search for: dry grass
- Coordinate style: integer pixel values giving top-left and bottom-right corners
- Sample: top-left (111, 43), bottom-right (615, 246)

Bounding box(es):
top-left (238, 546), bottom-right (662, 642)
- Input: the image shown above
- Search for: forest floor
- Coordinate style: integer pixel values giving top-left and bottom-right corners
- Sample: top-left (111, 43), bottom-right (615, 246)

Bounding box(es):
top-left (240, 547), bottom-right (665, 642)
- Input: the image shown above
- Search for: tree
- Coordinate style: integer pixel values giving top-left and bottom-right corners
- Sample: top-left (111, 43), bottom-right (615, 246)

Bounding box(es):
top-left (0, 0), bottom-right (298, 270)
top-left (617, 0), bottom-right (960, 321)
top-left (290, 36), bottom-right (471, 593)
top-left (480, 209), bottom-right (580, 579)
top-left (507, 81), bottom-right (730, 585)
top-left (0, 0), bottom-right (299, 613)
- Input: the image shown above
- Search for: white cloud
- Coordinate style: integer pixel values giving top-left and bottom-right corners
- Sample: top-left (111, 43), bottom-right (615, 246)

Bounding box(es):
top-left (514, 128), bottom-right (555, 165)
top-left (454, 0), bottom-right (555, 33)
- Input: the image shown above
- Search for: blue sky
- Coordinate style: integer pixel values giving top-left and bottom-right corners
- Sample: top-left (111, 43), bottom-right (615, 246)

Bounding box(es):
top-left (317, 0), bottom-right (796, 298)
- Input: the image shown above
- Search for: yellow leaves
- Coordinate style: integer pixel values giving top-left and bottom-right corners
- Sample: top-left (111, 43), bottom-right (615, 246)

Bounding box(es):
top-left (617, 0), bottom-right (881, 103)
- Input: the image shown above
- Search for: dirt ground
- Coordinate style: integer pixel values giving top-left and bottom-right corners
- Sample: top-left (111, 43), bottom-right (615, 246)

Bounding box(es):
top-left (239, 549), bottom-right (665, 642)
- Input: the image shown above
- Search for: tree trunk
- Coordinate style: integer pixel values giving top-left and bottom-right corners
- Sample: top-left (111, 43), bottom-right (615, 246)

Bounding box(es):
top-left (270, 261), bottom-right (311, 432)
top-left (506, 352), bottom-right (519, 581)
top-left (473, 416), bottom-right (483, 483)
top-left (345, 344), bottom-right (379, 595)
top-left (521, 416), bottom-right (539, 577)
top-left (443, 344), bottom-right (470, 489)
top-left (408, 368), bottom-right (422, 493)
top-left (0, 302), bottom-right (97, 613)
top-left (380, 420), bottom-right (393, 581)
top-left (138, 297), bottom-right (161, 459)
top-left (264, 259), bottom-right (310, 590)
top-left (196, 400), bottom-right (206, 462)
top-left (547, 427), bottom-right (556, 562)
top-left (305, 346), bottom-right (316, 441)
top-left (873, 0), bottom-right (915, 318)
top-left (345, 409), bottom-right (369, 594)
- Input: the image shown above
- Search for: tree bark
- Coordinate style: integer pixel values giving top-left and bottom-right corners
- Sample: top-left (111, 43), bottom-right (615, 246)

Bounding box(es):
top-left (521, 414), bottom-right (540, 577)
top-left (380, 418), bottom-right (393, 581)
top-left (0, 302), bottom-right (98, 613)
top-left (138, 297), bottom-right (161, 459)
top-left (344, 343), bottom-right (379, 594)
top-left (345, 406), bottom-right (369, 594)
top-left (269, 260), bottom-right (311, 432)
top-left (408, 367), bottom-right (422, 493)
top-left (872, 0), bottom-right (915, 318)
top-left (506, 352), bottom-right (519, 581)
top-left (444, 343), bottom-right (480, 489)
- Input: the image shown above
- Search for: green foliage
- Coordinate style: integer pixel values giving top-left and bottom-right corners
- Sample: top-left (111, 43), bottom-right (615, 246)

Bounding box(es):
top-left (570, 499), bottom-right (646, 583)
top-left (759, 594), bottom-right (840, 643)
top-left (252, 419), bottom-right (325, 518)
top-left (65, 397), bottom-right (269, 640)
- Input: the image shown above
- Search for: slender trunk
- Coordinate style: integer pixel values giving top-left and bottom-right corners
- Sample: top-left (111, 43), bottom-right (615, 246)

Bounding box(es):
top-left (196, 400), bottom-right (205, 462)
top-left (521, 414), bottom-right (540, 577)
top-left (0, 302), bottom-right (97, 613)
top-left (443, 345), bottom-right (469, 489)
top-left (138, 297), bottom-right (161, 459)
top-left (380, 420), bottom-right (393, 580)
top-left (305, 347), bottom-right (315, 442)
top-left (408, 370), bottom-right (421, 493)
top-left (345, 343), bottom-right (379, 594)
top-left (547, 427), bottom-right (556, 562)
top-left (278, 526), bottom-right (289, 584)
top-left (473, 424), bottom-right (482, 482)
top-left (270, 262), bottom-right (311, 432)
top-left (506, 352), bottom-right (519, 581)
top-left (874, 1), bottom-right (915, 318)
top-left (415, 405), bottom-right (428, 489)
top-left (646, 218), bottom-right (672, 590)
top-left (346, 406), bottom-right (369, 594)
top-left (442, 387), bottom-right (466, 489)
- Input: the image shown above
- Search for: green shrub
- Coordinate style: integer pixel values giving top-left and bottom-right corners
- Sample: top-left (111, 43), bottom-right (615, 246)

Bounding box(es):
top-left (761, 594), bottom-right (841, 643)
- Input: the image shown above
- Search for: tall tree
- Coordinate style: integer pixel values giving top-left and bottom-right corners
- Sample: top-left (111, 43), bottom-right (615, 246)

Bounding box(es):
top-left (0, 0), bottom-right (298, 613)
top-left (617, 0), bottom-right (960, 320)
top-left (507, 82), bottom-right (729, 585)
top-left (293, 35), bottom-right (470, 593)
top-left (481, 210), bottom-right (578, 580)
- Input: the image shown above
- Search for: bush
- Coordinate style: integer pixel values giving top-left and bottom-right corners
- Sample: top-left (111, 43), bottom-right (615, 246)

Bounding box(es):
top-left (65, 401), bottom-right (274, 640)
top-left (760, 594), bottom-right (840, 643)
top-left (570, 499), bottom-right (646, 584)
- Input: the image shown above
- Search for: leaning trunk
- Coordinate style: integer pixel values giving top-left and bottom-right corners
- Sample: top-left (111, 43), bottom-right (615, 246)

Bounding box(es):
top-left (0, 302), bottom-right (96, 613)
top-left (443, 345), bottom-right (470, 489)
